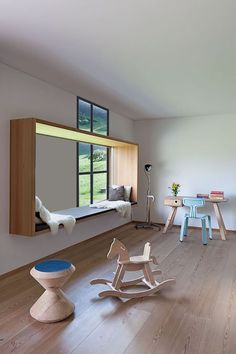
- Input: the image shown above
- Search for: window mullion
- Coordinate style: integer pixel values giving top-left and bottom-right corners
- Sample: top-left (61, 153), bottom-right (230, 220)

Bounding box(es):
top-left (76, 142), bottom-right (79, 207)
top-left (91, 170), bottom-right (108, 174)
top-left (107, 110), bottom-right (109, 135)
top-left (90, 104), bottom-right (93, 204)
top-left (91, 104), bottom-right (93, 133)
top-left (90, 144), bottom-right (93, 204)
top-left (77, 97), bottom-right (109, 206)
top-left (107, 147), bottom-right (109, 200)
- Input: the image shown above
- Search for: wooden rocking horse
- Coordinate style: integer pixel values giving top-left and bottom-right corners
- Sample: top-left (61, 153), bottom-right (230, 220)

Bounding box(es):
top-left (90, 238), bottom-right (175, 299)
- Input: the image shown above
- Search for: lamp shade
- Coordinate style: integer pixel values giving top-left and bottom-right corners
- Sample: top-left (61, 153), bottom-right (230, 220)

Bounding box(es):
top-left (144, 164), bottom-right (152, 172)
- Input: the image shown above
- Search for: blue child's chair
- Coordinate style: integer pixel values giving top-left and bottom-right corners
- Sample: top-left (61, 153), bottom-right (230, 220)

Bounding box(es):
top-left (180, 198), bottom-right (212, 245)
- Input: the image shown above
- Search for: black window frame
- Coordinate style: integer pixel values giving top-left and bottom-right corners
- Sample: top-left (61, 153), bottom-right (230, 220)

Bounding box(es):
top-left (76, 97), bottom-right (109, 206)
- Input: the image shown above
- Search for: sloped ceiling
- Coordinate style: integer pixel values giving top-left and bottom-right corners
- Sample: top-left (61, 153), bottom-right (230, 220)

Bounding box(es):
top-left (0, 0), bottom-right (236, 119)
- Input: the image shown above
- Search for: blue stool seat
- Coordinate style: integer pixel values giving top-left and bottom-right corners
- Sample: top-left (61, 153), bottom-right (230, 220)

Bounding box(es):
top-left (180, 198), bottom-right (212, 245)
top-left (35, 259), bottom-right (72, 272)
top-left (30, 259), bottom-right (75, 322)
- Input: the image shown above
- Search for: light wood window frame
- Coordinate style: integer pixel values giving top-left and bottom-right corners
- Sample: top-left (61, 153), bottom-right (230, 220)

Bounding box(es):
top-left (10, 118), bottom-right (139, 236)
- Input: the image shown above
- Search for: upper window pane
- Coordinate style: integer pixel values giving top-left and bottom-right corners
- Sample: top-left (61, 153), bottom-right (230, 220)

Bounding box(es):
top-left (79, 143), bottom-right (91, 173)
top-left (79, 100), bottom-right (91, 131)
top-left (93, 106), bottom-right (108, 135)
top-left (93, 145), bottom-right (107, 172)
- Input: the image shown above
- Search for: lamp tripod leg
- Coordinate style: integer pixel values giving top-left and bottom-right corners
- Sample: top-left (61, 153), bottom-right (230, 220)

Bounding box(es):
top-left (135, 197), bottom-right (161, 230)
top-left (135, 164), bottom-right (161, 231)
top-left (135, 222), bottom-right (161, 230)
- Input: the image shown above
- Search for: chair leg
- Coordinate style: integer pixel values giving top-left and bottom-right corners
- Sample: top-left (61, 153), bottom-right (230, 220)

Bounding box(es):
top-left (208, 215), bottom-right (212, 240)
top-left (180, 217), bottom-right (187, 242)
top-left (184, 217), bottom-right (189, 237)
top-left (201, 218), bottom-right (207, 245)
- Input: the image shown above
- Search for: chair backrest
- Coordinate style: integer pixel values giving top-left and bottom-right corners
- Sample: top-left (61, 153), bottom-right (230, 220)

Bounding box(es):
top-left (183, 197), bottom-right (205, 218)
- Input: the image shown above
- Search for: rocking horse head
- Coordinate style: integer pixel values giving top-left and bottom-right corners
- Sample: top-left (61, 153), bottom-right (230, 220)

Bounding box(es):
top-left (107, 238), bottom-right (129, 262)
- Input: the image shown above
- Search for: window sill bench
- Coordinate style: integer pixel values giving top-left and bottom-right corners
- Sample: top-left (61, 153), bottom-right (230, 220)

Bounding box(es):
top-left (35, 202), bottom-right (137, 233)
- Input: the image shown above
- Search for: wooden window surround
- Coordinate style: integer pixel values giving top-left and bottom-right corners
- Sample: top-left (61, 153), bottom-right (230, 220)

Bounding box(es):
top-left (10, 118), bottom-right (139, 236)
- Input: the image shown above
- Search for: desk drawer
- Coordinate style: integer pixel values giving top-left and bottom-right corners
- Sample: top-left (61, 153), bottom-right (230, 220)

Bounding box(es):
top-left (164, 198), bottom-right (183, 207)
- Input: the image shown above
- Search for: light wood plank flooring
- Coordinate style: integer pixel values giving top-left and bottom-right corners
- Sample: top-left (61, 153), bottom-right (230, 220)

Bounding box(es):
top-left (1, 224), bottom-right (236, 354)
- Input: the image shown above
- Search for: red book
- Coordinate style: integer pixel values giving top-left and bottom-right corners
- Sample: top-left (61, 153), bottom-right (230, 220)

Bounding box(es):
top-left (210, 191), bottom-right (224, 195)
top-left (210, 194), bottom-right (224, 199)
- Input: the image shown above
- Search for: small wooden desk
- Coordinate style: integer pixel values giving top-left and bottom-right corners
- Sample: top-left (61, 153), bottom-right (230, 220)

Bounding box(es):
top-left (163, 196), bottom-right (228, 240)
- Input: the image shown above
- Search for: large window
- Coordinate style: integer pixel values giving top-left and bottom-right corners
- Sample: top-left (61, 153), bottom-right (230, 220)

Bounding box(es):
top-left (77, 98), bottom-right (109, 206)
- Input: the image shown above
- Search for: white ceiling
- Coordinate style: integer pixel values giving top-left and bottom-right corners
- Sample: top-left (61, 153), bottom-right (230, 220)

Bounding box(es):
top-left (0, 0), bottom-right (236, 119)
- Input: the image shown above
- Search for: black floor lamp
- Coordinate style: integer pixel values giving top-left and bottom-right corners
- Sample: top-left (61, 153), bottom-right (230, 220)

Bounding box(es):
top-left (135, 164), bottom-right (161, 230)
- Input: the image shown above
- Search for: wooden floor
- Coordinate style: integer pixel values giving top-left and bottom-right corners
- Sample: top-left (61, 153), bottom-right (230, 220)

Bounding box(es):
top-left (1, 224), bottom-right (236, 354)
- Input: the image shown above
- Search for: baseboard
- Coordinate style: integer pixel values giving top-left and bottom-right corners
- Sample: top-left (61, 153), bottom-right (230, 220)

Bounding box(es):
top-left (164, 224), bottom-right (235, 232)
top-left (132, 220), bottom-right (235, 232)
top-left (0, 221), bottom-right (132, 280)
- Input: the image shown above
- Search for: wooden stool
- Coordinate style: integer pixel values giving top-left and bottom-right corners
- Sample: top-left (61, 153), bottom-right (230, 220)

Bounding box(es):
top-left (30, 259), bottom-right (75, 323)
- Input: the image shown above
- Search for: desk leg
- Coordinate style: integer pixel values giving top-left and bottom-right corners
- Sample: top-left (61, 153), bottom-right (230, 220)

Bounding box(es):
top-left (218, 207), bottom-right (227, 234)
top-left (213, 203), bottom-right (227, 241)
top-left (163, 207), bottom-right (177, 234)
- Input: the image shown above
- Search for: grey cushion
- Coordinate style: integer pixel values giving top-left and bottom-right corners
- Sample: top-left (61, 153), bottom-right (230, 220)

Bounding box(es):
top-left (109, 185), bottom-right (125, 201)
top-left (124, 186), bottom-right (132, 201)
top-left (112, 185), bottom-right (132, 201)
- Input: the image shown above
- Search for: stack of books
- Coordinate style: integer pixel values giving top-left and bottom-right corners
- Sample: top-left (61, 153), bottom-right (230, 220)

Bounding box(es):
top-left (209, 191), bottom-right (224, 200)
top-left (196, 194), bottom-right (209, 199)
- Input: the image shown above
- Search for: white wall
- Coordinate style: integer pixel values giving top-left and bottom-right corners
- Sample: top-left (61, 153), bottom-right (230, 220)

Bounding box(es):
top-left (0, 62), bottom-right (134, 275)
top-left (109, 111), bottom-right (134, 140)
top-left (134, 116), bottom-right (236, 230)
top-left (36, 135), bottom-right (77, 211)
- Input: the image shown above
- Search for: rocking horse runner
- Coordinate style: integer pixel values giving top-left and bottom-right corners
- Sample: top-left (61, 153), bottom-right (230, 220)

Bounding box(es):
top-left (90, 239), bottom-right (175, 299)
